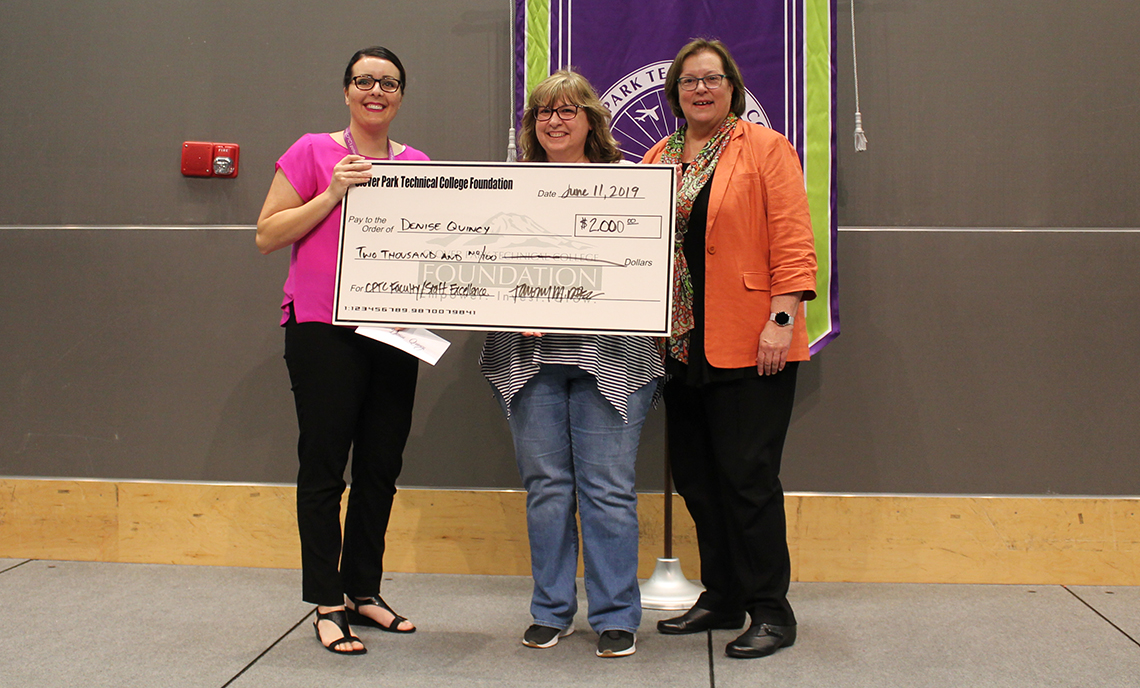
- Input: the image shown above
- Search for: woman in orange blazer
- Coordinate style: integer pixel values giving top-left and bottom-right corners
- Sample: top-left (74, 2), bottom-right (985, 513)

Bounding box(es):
top-left (642, 39), bottom-right (817, 660)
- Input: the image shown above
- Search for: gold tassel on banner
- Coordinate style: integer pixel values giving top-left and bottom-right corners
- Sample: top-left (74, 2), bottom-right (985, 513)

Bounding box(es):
top-left (851, 0), bottom-right (868, 151)
top-left (854, 112), bottom-right (867, 152)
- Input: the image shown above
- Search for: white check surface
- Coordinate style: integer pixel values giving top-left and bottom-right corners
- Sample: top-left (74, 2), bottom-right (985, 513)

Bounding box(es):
top-left (333, 161), bottom-right (676, 336)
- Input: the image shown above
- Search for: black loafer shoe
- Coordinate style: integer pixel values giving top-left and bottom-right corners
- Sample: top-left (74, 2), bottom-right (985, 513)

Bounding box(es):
top-left (657, 607), bottom-right (747, 635)
top-left (725, 623), bottom-right (797, 658)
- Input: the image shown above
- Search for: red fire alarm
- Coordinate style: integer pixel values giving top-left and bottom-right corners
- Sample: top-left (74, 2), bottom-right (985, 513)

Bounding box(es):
top-left (182, 141), bottom-right (240, 178)
top-left (211, 143), bottom-right (239, 177)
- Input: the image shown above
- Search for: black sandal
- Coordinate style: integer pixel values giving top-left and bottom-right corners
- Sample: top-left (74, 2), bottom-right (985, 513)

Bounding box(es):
top-left (346, 595), bottom-right (416, 633)
top-left (313, 608), bottom-right (367, 655)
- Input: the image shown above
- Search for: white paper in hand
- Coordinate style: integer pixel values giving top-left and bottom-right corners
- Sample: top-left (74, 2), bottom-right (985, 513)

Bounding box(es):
top-left (355, 327), bottom-right (452, 365)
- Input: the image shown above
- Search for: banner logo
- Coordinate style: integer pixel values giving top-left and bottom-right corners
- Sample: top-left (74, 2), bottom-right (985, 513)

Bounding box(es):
top-left (600, 61), bottom-right (771, 161)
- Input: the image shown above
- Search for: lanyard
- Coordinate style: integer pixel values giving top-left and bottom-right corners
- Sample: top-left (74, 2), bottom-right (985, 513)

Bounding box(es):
top-left (343, 127), bottom-right (394, 160)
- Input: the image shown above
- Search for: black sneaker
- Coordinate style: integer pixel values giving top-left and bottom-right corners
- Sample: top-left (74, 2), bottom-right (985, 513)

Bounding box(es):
top-left (596, 630), bottom-right (636, 657)
top-left (522, 624), bottom-right (573, 648)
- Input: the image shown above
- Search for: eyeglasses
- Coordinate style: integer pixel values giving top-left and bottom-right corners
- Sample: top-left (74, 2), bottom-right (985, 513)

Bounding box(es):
top-left (351, 75), bottom-right (402, 93)
top-left (534, 104), bottom-right (583, 121)
top-left (677, 74), bottom-right (727, 91)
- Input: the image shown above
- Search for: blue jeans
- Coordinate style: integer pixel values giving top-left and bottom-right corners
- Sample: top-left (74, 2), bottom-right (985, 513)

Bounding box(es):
top-left (505, 364), bottom-right (656, 634)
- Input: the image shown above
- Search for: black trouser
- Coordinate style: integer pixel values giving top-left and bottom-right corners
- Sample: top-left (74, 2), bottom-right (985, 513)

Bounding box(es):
top-left (663, 363), bottom-right (798, 627)
top-left (284, 320), bottom-right (418, 606)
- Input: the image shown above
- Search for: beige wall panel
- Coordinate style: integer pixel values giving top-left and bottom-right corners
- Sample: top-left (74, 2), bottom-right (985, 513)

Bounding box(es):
top-left (385, 489), bottom-right (530, 575)
top-left (792, 495), bottom-right (1140, 585)
top-left (387, 491), bottom-right (703, 578)
top-left (384, 490), bottom-right (703, 578)
top-left (0, 479), bottom-right (118, 561)
top-left (116, 483), bottom-right (300, 568)
top-left (2, 480), bottom-right (1138, 585)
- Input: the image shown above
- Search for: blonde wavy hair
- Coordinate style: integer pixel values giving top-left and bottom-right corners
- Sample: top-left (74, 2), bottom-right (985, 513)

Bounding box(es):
top-left (518, 69), bottom-right (623, 163)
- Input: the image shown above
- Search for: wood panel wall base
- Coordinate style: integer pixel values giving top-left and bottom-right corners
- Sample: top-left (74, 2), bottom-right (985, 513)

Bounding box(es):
top-left (1, 479), bottom-right (1136, 585)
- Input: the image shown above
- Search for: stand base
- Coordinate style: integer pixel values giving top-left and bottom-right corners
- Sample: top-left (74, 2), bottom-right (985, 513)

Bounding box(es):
top-left (639, 557), bottom-right (705, 611)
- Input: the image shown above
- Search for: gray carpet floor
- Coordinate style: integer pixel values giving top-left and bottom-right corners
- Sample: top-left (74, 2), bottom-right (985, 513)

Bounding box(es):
top-left (0, 559), bottom-right (1136, 687)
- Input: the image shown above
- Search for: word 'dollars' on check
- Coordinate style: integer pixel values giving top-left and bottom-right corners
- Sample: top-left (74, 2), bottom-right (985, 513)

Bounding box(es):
top-left (332, 161), bottom-right (676, 336)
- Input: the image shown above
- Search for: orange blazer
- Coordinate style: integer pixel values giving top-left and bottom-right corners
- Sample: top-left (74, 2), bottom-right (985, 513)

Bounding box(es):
top-left (643, 121), bottom-right (818, 366)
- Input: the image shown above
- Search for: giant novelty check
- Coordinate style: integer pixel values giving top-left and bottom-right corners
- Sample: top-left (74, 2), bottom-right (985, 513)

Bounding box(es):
top-left (332, 161), bottom-right (676, 335)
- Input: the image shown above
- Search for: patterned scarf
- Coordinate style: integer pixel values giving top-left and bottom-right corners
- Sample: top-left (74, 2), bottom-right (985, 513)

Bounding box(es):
top-left (659, 112), bottom-right (738, 363)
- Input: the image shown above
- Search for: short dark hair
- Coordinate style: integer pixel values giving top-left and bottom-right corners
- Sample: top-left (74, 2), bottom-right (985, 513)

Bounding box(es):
top-left (343, 46), bottom-right (406, 93)
top-left (663, 38), bottom-right (746, 119)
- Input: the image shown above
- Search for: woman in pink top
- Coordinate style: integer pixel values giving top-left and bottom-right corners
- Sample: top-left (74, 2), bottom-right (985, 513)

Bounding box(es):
top-left (256, 46), bottom-right (428, 656)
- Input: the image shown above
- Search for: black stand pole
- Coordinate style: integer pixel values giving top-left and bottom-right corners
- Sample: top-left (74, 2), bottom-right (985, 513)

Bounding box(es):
top-left (639, 415), bottom-right (703, 609)
top-left (663, 433), bottom-right (673, 559)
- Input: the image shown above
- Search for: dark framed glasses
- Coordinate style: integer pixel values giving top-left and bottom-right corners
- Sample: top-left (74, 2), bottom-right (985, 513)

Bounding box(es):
top-left (351, 75), bottom-right (402, 93)
top-left (534, 104), bottom-right (583, 121)
top-left (677, 74), bottom-right (727, 91)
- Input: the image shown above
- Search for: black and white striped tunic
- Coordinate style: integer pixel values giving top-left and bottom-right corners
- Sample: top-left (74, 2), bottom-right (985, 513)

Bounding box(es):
top-left (480, 332), bottom-right (665, 423)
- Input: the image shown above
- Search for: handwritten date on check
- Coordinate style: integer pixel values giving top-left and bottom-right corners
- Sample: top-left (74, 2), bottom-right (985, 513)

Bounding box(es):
top-left (332, 161), bottom-right (676, 336)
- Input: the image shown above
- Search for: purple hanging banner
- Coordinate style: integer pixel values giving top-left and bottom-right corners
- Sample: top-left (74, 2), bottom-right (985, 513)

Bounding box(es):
top-left (516, 0), bottom-right (839, 352)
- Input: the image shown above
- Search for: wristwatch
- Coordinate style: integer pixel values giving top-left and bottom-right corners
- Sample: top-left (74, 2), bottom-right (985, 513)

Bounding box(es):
top-left (770, 311), bottom-right (794, 327)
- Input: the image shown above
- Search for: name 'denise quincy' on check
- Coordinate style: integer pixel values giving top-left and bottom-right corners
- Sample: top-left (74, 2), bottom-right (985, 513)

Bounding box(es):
top-left (345, 215), bottom-right (490, 235)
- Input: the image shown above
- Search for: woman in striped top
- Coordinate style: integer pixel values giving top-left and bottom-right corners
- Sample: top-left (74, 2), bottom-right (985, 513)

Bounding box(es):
top-left (481, 70), bottom-right (664, 659)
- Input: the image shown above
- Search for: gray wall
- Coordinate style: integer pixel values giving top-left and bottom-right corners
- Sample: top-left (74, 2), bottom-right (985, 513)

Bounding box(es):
top-left (2, 1), bottom-right (1138, 494)
top-left (836, 0), bottom-right (1140, 228)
